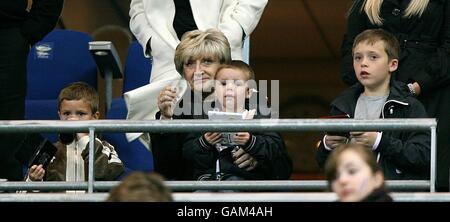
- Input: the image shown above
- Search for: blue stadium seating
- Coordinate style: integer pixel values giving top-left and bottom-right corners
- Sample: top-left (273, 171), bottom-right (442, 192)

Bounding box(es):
top-left (122, 41), bottom-right (152, 92)
top-left (103, 41), bottom-right (154, 173)
top-left (104, 99), bottom-right (153, 173)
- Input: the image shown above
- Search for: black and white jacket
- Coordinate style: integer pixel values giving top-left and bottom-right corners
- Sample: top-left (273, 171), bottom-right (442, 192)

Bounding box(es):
top-left (316, 81), bottom-right (430, 180)
top-left (152, 92), bottom-right (293, 181)
top-left (182, 101), bottom-right (292, 181)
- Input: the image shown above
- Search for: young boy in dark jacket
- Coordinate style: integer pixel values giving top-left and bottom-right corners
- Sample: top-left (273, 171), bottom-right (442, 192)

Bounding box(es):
top-left (316, 29), bottom-right (430, 180)
top-left (183, 61), bottom-right (292, 180)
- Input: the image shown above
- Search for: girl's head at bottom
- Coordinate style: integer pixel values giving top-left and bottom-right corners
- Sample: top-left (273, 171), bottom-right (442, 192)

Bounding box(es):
top-left (325, 143), bottom-right (384, 202)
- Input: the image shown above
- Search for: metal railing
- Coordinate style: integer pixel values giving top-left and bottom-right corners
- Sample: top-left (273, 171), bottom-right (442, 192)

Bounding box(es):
top-left (2, 192), bottom-right (450, 202)
top-left (0, 180), bottom-right (430, 192)
top-left (0, 118), bottom-right (437, 192)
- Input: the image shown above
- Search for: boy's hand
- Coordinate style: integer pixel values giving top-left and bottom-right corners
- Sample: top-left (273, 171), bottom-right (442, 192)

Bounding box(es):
top-left (350, 132), bottom-right (378, 148)
top-left (412, 82), bottom-right (421, 95)
top-left (232, 132), bottom-right (251, 146)
top-left (203, 132), bottom-right (222, 146)
top-left (232, 148), bottom-right (258, 171)
top-left (157, 86), bottom-right (177, 119)
top-left (28, 165), bottom-right (45, 181)
top-left (76, 133), bottom-right (89, 140)
top-left (324, 135), bottom-right (348, 149)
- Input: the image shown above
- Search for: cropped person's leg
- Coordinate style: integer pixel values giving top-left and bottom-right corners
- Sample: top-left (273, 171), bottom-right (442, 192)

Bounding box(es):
top-left (421, 87), bottom-right (450, 192)
top-left (0, 27), bottom-right (28, 181)
top-left (435, 88), bottom-right (450, 191)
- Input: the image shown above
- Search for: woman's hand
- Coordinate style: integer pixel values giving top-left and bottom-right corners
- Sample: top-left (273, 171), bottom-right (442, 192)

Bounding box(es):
top-left (157, 86), bottom-right (177, 119)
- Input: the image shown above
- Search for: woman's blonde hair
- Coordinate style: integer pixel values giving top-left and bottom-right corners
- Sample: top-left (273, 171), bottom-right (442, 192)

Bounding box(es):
top-left (352, 0), bottom-right (429, 25)
top-left (174, 29), bottom-right (231, 76)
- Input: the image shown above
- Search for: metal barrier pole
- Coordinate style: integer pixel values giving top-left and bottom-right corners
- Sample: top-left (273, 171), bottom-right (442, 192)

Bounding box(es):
top-left (88, 128), bottom-right (95, 193)
top-left (0, 182), bottom-right (89, 191)
top-left (242, 37), bottom-right (250, 64)
top-left (0, 180), bottom-right (430, 191)
top-left (0, 119), bottom-right (436, 133)
top-left (4, 192), bottom-right (450, 202)
top-left (105, 70), bottom-right (113, 111)
top-left (431, 126), bottom-right (437, 192)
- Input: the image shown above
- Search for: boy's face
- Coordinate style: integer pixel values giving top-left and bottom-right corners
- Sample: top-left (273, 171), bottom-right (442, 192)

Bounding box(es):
top-left (353, 41), bottom-right (398, 91)
top-left (58, 99), bottom-right (99, 121)
top-left (183, 57), bottom-right (220, 93)
top-left (214, 68), bottom-right (249, 112)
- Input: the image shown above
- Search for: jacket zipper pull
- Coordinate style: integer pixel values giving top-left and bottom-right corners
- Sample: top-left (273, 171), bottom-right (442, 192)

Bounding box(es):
top-left (389, 105), bottom-right (394, 115)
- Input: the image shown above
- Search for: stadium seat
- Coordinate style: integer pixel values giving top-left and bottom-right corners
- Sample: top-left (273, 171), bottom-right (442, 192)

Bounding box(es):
top-left (102, 41), bottom-right (153, 173)
top-left (122, 41), bottom-right (152, 92)
top-left (104, 99), bottom-right (153, 172)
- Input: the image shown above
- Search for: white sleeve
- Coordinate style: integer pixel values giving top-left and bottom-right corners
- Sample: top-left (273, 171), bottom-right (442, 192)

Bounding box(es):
top-left (218, 0), bottom-right (268, 59)
top-left (129, 0), bottom-right (154, 57)
top-left (225, 0), bottom-right (269, 35)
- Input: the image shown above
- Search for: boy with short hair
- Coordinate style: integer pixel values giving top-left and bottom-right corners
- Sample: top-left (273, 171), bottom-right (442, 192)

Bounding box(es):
top-left (183, 60), bottom-right (292, 180)
top-left (316, 29), bottom-right (430, 179)
top-left (27, 82), bottom-right (124, 182)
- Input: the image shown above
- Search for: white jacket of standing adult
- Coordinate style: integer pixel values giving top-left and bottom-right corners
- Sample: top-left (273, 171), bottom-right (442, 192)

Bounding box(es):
top-left (125, 0), bottom-right (268, 141)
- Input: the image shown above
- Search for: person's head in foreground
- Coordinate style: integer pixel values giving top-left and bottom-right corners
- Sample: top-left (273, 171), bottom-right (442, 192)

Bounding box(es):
top-left (325, 144), bottom-right (392, 202)
top-left (106, 172), bottom-right (173, 202)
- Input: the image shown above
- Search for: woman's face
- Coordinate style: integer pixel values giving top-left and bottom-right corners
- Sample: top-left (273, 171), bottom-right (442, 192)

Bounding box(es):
top-left (331, 150), bottom-right (383, 202)
top-left (183, 57), bottom-right (221, 93)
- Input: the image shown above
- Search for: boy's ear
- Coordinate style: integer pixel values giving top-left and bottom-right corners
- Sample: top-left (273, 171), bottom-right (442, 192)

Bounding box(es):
top-left (389, 59), bottom-right (399, 73)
